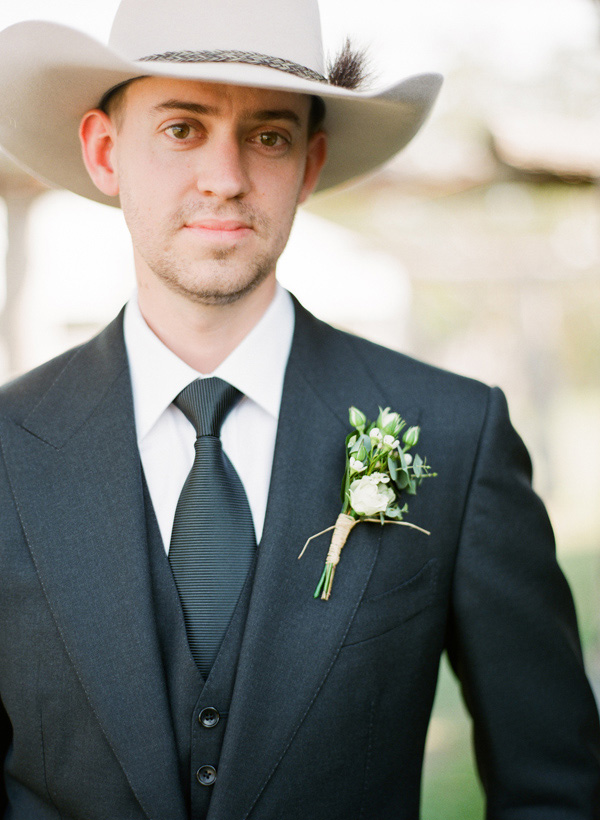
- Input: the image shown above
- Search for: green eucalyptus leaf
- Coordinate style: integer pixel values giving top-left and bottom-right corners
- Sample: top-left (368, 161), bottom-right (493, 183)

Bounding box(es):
top-left (396, 471), bottom-right (410, 490)
top-left (413, 453), bottom-right (423, 478)
top-left (360, 434), bottom-right (372, 452)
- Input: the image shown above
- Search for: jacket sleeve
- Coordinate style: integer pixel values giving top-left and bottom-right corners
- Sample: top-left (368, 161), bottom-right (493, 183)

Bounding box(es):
top-left (446, 386), bottom-right (600, 818)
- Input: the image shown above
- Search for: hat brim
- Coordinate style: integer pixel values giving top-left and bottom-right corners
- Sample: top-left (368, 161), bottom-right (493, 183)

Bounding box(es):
top-left (0, 21), bottom-right (442, 206)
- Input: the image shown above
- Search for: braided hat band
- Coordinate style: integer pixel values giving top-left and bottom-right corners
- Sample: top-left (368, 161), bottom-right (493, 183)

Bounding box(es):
top-left (139, 50), bottom-right (328, 84)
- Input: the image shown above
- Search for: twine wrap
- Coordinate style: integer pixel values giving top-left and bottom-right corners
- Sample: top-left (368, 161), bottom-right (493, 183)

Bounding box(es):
top-left (138, 50), bottom-right (328, 83)
top-left (325, 513), bottom-right (356, 567)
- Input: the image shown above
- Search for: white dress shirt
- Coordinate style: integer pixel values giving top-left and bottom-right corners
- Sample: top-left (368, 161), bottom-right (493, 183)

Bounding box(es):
top-left (123, 284), bottom-right (295, 550)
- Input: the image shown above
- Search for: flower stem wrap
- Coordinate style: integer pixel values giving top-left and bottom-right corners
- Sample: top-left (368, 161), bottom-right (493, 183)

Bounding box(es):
top-left (325, 513), bottom-right (356, 567)
top-left (314, 513), bottom-right (357, 600)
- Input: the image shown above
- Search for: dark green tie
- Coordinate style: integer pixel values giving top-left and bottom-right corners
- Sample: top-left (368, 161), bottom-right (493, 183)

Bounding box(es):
top-left (169, 377), bottom-right (256, 676)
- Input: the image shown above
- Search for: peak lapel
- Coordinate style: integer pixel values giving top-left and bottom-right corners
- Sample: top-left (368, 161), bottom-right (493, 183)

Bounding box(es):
top-left (208, 303), bottom-right (399, 820)
top-left (1, 316), bottom-right (186, 820)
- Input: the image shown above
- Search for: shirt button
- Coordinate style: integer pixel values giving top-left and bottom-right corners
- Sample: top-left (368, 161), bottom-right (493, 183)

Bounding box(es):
top-left (199, 707), bottom-right (220, 729)
top-left (196, 765), bottom-right (217, 786)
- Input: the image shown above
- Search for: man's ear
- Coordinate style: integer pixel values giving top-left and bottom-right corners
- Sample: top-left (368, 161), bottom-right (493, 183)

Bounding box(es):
top-left (79, 109), bottom-right (120, 198)
top-left (298, 131), bottom-right (328, 204)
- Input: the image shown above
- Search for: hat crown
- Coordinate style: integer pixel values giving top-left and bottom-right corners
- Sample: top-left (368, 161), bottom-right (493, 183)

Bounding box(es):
top-left (109, 0), bottom-right (326, 75)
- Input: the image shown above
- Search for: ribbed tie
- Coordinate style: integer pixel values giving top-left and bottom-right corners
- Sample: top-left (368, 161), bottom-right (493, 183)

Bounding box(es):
top-left (169, 377), bottom-right (256, 676)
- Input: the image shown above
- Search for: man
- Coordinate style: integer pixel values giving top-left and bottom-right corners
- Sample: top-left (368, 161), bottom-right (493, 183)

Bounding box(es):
top-left (0, 0), bottom-right (598, 818)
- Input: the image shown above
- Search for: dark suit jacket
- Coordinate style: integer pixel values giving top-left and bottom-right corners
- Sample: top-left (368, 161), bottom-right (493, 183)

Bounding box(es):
top-left (0, 300), bottom-right (599, 819)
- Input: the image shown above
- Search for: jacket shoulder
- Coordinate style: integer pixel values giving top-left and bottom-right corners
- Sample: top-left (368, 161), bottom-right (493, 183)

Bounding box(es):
top-left (0, 345), bottom-right (83, 421)
top-left (0, 311), bottom-right (126, 425)
top-left (314, 313), bottom-right (492, 414)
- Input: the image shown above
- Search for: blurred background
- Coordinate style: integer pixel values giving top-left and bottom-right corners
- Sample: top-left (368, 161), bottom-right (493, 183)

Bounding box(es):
top-left (0, 1), bottom-right (599, 816)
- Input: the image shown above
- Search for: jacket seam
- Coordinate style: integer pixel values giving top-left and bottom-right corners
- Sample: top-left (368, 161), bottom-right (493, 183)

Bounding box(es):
top-left (447, 386), bottom-right (494, 589)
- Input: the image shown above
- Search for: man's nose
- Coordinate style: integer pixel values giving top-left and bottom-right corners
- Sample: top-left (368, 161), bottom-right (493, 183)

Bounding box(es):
top-left (196, 136), bottom-right (251, 200)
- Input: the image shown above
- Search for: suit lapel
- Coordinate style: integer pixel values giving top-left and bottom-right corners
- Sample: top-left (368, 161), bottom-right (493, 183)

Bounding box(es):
top-left (1, 316), bottom-right (186, 820)
top-left (209, 302), bottom-right (408, 819)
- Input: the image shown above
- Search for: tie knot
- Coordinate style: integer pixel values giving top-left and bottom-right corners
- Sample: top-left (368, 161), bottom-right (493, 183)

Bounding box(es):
top-left (174, 377), bottom-right (242, 437)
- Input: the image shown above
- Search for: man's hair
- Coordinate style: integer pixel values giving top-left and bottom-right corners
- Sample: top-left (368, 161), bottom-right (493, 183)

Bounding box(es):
top-left (101, 82), bottom-right (130, 129)
top-left (100, 40), bottom-right (367, 137)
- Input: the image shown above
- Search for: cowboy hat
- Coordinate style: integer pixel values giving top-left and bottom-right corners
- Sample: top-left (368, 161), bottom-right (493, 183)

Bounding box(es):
top-left (0, 0), bottom-right (442, 207)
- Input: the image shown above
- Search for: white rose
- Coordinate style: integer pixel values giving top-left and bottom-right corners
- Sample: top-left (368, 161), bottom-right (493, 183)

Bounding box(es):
top-left (349, 476), bottom-right (396, 516)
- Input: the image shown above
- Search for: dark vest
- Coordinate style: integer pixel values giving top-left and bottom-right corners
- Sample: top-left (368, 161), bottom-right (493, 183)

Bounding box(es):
top-left (143, 477), bottom-right (255, 819)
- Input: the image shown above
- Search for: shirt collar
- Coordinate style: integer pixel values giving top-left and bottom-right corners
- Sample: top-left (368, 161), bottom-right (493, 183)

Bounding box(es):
top-left (123, 283), bottom-right (295, 443)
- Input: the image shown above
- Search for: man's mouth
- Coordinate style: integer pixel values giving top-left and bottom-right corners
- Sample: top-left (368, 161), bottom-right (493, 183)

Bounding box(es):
top-left (184, 219), bottom-right (253, 240)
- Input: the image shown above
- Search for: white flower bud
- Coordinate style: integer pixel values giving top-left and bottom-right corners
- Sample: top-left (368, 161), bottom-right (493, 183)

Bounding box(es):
top-left (403, 426), bottom-right (420, 448)
top-left (369, 428), bottom-right (383, 441)
top-left (349, 407), bottom-right (367, 430)
top-left (383, 434), bottom-right (395, 447)
top-left (378, 407), bottom-right (402, 435)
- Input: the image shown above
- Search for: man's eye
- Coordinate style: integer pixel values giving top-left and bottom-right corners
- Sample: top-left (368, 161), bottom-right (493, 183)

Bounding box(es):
top-left (258, 132), bottom-right (286, 148)
top-left (166, 123), bottom-right (192, 140)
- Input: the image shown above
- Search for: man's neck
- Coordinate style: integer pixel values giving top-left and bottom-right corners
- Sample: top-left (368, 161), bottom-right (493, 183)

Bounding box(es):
top-left (136, 275), bottom-right (278, 374)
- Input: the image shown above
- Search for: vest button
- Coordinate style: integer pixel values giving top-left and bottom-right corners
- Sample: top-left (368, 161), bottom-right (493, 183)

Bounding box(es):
top-left (199, 707), bottom-right (220, 728)
top-left (196, 765), bottom-right (217, 786)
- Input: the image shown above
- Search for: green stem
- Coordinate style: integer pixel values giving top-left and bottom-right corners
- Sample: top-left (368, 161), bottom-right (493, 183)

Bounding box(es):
top-left (314, 565), bottom-right (328, 598)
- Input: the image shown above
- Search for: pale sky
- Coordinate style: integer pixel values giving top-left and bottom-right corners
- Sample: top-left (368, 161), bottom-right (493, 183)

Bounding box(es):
top-left (0, 0), bottom-right (596, 80)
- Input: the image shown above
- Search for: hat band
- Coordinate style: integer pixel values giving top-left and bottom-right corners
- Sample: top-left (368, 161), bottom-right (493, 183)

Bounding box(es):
top-left (138, 49), bottom-right (328, 84)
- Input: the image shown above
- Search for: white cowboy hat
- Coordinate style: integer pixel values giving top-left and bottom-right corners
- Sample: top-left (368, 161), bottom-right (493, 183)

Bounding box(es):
top-left (0, 0), bottom-right (442, 207)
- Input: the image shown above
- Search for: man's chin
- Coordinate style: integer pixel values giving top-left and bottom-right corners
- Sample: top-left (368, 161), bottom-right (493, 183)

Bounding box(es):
top-left (160, 266), bottom-right (275, 307)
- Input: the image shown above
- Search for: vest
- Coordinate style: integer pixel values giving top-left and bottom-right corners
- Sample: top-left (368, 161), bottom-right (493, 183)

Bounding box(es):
top-left (143, 477), bottom-right (255, 819)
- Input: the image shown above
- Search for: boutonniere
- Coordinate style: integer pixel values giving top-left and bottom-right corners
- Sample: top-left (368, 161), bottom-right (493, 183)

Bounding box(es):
top-left (299, 406), bottom-right (436, 600)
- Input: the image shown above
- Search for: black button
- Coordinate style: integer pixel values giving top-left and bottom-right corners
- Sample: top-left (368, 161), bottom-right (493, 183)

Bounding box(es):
top-left (196, 765), bottom-right (217, 786)
top-left (199, 707), bottom-right (220, 729)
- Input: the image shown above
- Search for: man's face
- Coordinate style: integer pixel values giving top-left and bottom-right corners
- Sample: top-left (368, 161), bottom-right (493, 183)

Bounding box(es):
top-left (105, 77), bottom-right (326, 306)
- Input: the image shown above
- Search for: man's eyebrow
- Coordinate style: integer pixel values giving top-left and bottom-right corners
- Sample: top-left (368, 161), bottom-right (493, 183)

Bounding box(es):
top-left (152, 100), bottom-right (220, 116)
top-left (152, 100), bottom-right (302, 128)
top-left (248, 109), bottom-right (303, 129)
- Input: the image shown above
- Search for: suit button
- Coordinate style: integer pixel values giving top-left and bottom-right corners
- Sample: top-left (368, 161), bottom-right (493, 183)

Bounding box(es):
top-left (196, 765), bottom-right (217, 786)
top-left (199, 707), bottom-right (220, 728)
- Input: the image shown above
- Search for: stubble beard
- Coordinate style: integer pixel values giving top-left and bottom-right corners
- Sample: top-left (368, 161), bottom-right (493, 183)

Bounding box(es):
top-left (145, 244), bottom-right (277, 306)
top-left (125, 197), bottom-right (296, 307)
